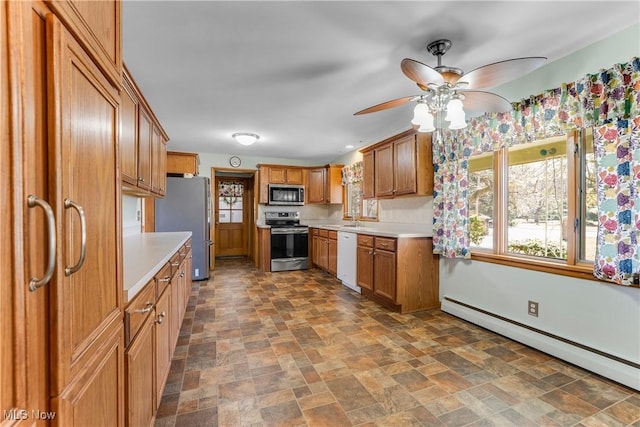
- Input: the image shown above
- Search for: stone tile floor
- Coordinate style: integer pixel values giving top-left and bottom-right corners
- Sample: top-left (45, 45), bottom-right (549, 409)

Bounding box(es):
top-left (154, 258), bottom-right (640, 427)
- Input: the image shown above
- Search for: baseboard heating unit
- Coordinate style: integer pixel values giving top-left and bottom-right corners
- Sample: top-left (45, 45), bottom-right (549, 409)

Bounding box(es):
top-left (441, 296), bottom-right (640, 391)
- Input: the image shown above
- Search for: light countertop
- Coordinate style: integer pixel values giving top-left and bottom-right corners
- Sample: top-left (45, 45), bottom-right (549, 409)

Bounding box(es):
top-left (257, 220), bottom-right (432, 238)
top-left (122, 231), bottom-right (192, 304)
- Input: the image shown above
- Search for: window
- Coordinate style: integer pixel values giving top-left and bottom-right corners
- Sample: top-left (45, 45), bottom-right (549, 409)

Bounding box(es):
top-left (343, 182), bottom-right (378, 220)
top-left (469, 130), bottom-right (597, 277)
top-left (218, 181), bottom-right (243, 223)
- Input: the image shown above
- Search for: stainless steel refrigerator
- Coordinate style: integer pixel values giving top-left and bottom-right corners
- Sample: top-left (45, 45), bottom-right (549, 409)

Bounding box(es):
top-left (155, 176), bottom-right (211, 280)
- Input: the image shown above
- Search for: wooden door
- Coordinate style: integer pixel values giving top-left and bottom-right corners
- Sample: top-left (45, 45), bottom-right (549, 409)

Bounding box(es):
top-left (393, 135), bottom-right (417, 196)
top-left (151, 126), bottom-right (166, 195)
top-left (328, 237), bottom-right (338, 275)
top-left (373, 249), bottom-right (396, 302)
top-left (137, 107), bottom-right (153, 191)
top-left (215, 177), bottom-right (249, 257)
top-left (2, 0), bottom-right (51, 417)
top-left (362, 151), bottom-right (375, 199)
top-left (47, 15), bottom-right (124, 426)
top-left (374, 144), bottom-right (394, 197)
top-left (285, 168), bottom-right (304, 184)
top-left (120, 75), bottom-right (138, 186)
top-left (356, 245), bottom-right (374, 291)
top-left (317, 237), bottom-right (329, 271)
top-left (307, 168), bottom-right (326, 203)
top-left (126, 317), bottom-right (155, 427)
top-left (155, 288), bottom-right (171, 406)
top-left (269, 166), bottom-right (286, 183)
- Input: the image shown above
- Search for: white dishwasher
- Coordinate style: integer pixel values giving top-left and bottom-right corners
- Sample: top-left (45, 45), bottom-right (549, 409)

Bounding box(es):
top-left (337, 231), bottom-right (360, 293)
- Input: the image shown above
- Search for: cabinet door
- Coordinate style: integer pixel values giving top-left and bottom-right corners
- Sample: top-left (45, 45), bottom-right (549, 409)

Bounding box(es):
top-left (120, 76), bottom-right (138, 186)
top-left (373, 249), bottom-right (396, 302)
top-left (48, 13), bottom-right (121, 392)
top-left (285, 168), bottom-right (304, 185)
top-left (307, 168), bottom-right (326, 203)
top-left (269, 167), bottom-right (287, 184)
top-left (356, 245), bottom-right (374, 291)
top-left (151, 126), bottom-right (166, 195)
top-left (170, 273), bottom-right (180, 354)
top-left (374, 144), bottom-right (394, 197)
top-left (126, 316), bottom-right (155, 427)
top-left (155, 289), bottom-right (171, 406)
top-left (137, 107), bottom-right (153, 191)
top-left (362, 151), bottom-right (375, 199)
top-left (328, 237), bottom-right (338, 275)
top-left (393, 135), bottom-right (417, 195)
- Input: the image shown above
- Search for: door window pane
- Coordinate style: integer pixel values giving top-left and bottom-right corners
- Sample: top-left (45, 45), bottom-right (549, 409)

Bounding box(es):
top-left (218, 181), bottom-right (244, 224)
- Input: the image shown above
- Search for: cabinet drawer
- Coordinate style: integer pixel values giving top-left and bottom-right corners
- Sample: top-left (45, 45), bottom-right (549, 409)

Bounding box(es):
top-left (318, 229), bottom-right (329, 237)
top-left (311, 228), bottom-right (319, 236)
top-left (125, 282), bottom-right (156, 347)
top-left (328, 230), bottom-right (338, 240)
top-left (375, 237), bottom-right (396, 252)
top-left (169, 252), bottom-right (181, 276)
top-left (357, 235), bottom-right (374, 247)
top-left (155, 262), bottom-right (172, 297)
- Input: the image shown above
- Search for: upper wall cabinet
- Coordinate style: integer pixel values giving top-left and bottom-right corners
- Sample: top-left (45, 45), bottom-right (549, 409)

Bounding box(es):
top-left (361, 130), bottom-right (433, 199)
top-left (167, 151), bottom-right (200, 176)
top-left (45, 0), bottom-right (121, 88)
top-left (257, 164), bottom-right (306, 204)
top-left (121, 65), bottom-right (169, 198)
top-left (307, 164), bottom-right (343, 204)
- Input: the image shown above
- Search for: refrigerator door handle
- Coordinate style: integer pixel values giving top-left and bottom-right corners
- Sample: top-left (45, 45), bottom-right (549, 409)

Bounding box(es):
top-left (206, 240), bottom-right (214, 246)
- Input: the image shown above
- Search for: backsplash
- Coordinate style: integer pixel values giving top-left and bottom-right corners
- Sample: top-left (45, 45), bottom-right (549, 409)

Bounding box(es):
top-left (378, 196), bottom-right (433, 224)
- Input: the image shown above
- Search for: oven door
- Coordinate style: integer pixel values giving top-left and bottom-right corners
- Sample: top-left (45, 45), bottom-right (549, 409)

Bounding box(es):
top-left (270, 228), bottom-right (309, 271)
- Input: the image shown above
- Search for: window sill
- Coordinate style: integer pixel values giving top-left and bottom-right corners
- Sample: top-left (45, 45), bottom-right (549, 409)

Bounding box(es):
top-left (470, 251), bottom-right (599, 282)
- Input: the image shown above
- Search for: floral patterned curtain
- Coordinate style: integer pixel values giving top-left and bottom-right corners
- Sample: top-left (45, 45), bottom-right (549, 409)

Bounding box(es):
top-left (218, 181), bottom-right (244, 205)
top-left (432, 132), bottom-right (471, 258)
top-left (592, 116), bottom-right (639, 285)
top-left (341, 161), bottom-right (363, 185)
top-left (432, 57), bottom-right (640, 276)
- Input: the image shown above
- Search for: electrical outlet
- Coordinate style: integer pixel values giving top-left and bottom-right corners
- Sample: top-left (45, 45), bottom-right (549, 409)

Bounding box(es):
top-left (528, 300), bottom-right (539, 317)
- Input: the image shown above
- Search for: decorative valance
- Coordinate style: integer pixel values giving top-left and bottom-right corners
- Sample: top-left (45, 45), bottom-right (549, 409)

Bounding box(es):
top-left (341, 161), bottom-right (363, 185)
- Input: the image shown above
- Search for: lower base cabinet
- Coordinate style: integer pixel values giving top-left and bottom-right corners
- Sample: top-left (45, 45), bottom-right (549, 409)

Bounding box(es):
top-left (125, 240), bottom-right (192, 426)
top-left (311, 228), bottom-right (337, 274)
top-left (357, 234), bottom-right (439, 313)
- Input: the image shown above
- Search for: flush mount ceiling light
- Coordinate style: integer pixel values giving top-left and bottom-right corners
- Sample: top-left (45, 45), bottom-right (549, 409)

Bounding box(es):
top-left (232, 132), bottom-right (260, 146)
top-left (355, 38), bottom-right (546, 132)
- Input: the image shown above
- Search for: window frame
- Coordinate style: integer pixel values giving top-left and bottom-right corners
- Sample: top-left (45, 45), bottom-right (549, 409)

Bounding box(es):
top-left (470, 129), bottom-right (599, 281)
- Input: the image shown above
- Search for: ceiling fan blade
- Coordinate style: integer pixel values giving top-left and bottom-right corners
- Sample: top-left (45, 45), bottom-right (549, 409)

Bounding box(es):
top-left (401, 58), bottom-right (444, 87)
top-left (457, 57), bottom-right (547, 90)
top-left (354, 95), bottom-right (416, 115)
top-left (459, 90), bottom-right (513, 116)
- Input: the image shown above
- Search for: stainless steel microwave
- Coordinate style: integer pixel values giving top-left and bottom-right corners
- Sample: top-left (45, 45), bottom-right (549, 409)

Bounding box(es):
top-left (268, 184), bottom-right (305, 206)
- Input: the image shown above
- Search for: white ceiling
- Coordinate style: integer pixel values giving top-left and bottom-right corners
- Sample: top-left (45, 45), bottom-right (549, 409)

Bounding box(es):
top-left (122, 1), bottom-right (639, 164)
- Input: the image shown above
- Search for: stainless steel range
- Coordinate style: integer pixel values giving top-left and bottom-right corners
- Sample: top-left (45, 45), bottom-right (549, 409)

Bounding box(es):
top-left (265, 212), bottom-right (309, 272)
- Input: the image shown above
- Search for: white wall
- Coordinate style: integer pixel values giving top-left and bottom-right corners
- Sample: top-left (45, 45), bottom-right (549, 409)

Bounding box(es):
top-left (439, 24), bottom-right (640, 389)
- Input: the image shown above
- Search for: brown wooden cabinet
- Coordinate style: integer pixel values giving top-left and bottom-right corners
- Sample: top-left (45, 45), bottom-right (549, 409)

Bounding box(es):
top-left (124, 240), bottom-right (192, 426)
top-left (307, 164), bottom-right (344, 204)
top-left (3, 1), bottom-right (124, 424)
top-left (121, 65), bottom-right (169, 198)
top-left (357, 234), bottom-right (439, 313)
top-left (258, 164), bottom-right (306, 203)
top-left (311, 228), bottom-right (337, 274)
top-left (167, 151), bottom-right (200, 176)
top-left (361, 130), bottom-right (433, 199)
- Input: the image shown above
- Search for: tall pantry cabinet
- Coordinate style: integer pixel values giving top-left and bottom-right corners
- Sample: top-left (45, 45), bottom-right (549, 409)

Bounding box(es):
top-left (2, 1), bottom-right (124, 425)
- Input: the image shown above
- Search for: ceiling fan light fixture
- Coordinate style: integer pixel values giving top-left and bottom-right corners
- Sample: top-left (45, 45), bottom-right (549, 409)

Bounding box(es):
top-left (232, 132), bottom-right (260, 146)
top-left (445, 98), bottom-right (467, 130)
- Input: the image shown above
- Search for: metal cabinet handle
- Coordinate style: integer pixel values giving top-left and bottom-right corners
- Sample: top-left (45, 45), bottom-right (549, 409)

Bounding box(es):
top-left (158, 276), bottom-right (171, 283)
top-left (27, 195), bottom-right (57, 292)
top-left (171, 262), bottom-right (180, 267)
top-left (134, 302), bottom-right (154, 314)
top-left (156, 311), bottom-right (166, 324)
top-left (64, 198), bottom-right (87, 276)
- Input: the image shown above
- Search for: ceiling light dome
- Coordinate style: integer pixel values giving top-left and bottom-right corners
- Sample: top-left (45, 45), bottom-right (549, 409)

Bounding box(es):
top-left (232, 132), bottom-right (260, 146)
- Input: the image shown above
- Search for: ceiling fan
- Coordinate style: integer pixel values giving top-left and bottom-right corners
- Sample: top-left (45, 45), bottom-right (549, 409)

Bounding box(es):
top-left (354, 39), bottom-right (546, 132)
